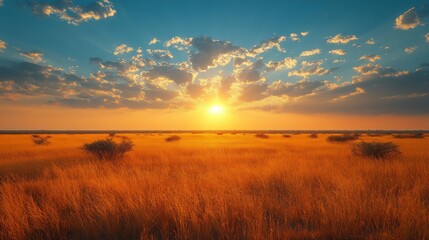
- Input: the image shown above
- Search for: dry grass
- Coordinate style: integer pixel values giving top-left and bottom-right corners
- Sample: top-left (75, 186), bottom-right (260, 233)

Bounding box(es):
top-left (0, 133), bottom-right (428, 239)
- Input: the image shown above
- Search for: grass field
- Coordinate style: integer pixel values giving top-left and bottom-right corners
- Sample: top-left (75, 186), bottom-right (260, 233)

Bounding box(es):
top-left (0, 133), bottom-right (428, 239)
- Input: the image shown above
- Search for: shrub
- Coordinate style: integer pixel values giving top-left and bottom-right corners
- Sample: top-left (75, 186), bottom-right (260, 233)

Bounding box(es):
top-left (283, 134), bottom-right (291, 138)
top-left (352, 141), bottom-right (400, 160)
top-left (32, 135), bottom-right (51, 145)
top-left (82, 138), bottom-right (133, 161)
top-left (309, 133), bottom-right (318, 138)
top-left (393, 133), bottom-right (424, 139)
top-left (255, 133), bottom-right (269, 139)
top-left (165, 135), bottom-right (181, 142)
top-left (327, 134), bottom-right (359, 143)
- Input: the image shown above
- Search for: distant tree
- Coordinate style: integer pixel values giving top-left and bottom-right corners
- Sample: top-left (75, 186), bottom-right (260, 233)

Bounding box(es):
top-left (82, 138), bottom-right (133, 161)
top-left (32, 135), bottom-right (51, 145)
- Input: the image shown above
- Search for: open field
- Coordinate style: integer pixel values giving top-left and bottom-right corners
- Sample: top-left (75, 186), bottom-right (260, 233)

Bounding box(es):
top-left (0, 133), bottom-right (428, 239)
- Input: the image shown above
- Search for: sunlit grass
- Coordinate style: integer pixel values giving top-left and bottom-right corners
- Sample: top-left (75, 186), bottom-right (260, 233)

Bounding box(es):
top-left (0, 133), bottom-right (428, 239)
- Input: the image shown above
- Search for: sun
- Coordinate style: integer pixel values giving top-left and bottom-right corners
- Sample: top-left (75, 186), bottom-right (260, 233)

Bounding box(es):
top-left (208, 105), bottom-right (224, 115)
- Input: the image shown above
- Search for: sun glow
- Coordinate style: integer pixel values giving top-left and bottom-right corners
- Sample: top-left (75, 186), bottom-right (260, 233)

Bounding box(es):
top-left (208, 105), bottom-right (224, 115)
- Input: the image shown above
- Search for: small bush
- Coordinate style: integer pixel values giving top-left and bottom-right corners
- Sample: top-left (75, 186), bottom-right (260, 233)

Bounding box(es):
top-left (309, 133), bottom-right (318, 138)
top-left (165, 135), bottom-right (181, 142)
top-left (255, 133), bottom-right (269, 139)
top-left (82, 138), bottom-right (133, 161)
top-left (217, 132), bottom-right (224, 135)
top-left (327, 134), bottom-right (359, 143)
top-left (108, 132), bottom-right (116, 137)
top-left (283, 134), bottom-right (291, 138)
top-left (393, 133), bottom-right (424, 139)
top-left (32, 135), bottom-right (51, 145)
top-left (352, 141), bottom-right (400, 160)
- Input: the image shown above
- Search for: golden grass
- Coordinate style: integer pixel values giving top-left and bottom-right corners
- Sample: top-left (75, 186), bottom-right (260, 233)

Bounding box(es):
top-left (0, 133), bottom-right (428, 239)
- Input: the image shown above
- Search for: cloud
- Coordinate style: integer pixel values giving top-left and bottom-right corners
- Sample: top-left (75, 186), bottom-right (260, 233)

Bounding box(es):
top-left (300, 49), bottom-right (321, 57)
top-left (237, 60), bottom-right (266, 83)
top-left (290, 33), bottom-right (300, 41)
top-left (238, 83), bottom-right (268, 102)
top-left (268, 80), bottom-right (325, 97)
top-left (186, 82), bottom-right (205, 98)
top-left (0, 40), bottom-right (6, 51)
top-left (331, 87), bottom-right (365, 101)
top-left (288, 60), bottom-right (330, 78)
top-left (164, 36), bottom-right (192, 50)
top-left (149, 38), bottom-right (160, 45)
top-left (359, 55), bottom-right (381, 62)
top-left (329, 49), bottom-right (346, 55)
top-left (146, 49), bottom-right (173, 60)
top-left (247, 36), bottom-right (286, 57)
top-left (301, 32), bottom-right (309, 36)
top-left (366, 38), bottom-right (376, 45)
top-left (189, 36), bottom-right (241, 71)
top-left (26, 0), bottom-right (116, 25)
top-left (0, 0), bottom-right (3, 7)
top-left (20, 51), bottom-right (44, 62)
top-left (327, 34), bottom-right (358, 44)
top-left (426, 33), bottom-right (429, 43)
top-left (266, 57), bottom-right (297, 71)
top-left (404, 46), bottom-right (417, 54)
top-left (395, 7), bottom-right (420, 30)
top-left (114, 44), bottom-right (133, 55)
top-left (144, 65), bottom-right (193, 85)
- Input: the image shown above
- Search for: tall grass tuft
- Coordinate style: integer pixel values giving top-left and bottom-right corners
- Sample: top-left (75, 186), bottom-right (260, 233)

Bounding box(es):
top-left (327, 133), bottom-right (359, 142)
top-left (255, 133), bottom-right (269, 139)
top-left (165, 135), bottom-right (181, 142)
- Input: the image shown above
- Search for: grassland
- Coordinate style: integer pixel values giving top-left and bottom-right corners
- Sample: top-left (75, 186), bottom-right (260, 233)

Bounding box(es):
top-left (0, 133), bottom-right (428, 239)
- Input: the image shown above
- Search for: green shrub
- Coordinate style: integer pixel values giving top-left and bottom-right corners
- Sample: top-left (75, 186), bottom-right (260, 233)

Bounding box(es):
top-left (82, 138), bottom-right (133, 161)
top-left (352, 141), bottom-right (400, 160)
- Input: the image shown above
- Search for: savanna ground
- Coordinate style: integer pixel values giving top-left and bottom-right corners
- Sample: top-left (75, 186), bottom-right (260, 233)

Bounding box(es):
top-left (0, 133), bottom-right (428, 240)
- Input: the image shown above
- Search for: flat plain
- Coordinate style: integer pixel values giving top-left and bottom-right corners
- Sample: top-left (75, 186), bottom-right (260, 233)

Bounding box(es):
top-left (0, 133), bottom-right (428, 239)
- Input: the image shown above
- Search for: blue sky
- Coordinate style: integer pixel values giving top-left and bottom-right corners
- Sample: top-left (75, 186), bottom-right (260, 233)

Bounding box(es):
top-left (0, 0), bottom-right (429, 129)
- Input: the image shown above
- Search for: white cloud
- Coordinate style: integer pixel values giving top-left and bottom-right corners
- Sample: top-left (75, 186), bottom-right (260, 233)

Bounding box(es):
top-left (425, 33), bottom-right (429, 43)
top-left (20, 51), bottom-right (44, 62)
top-left (147, 49), bottom-right (173, 60)
top-left (327, 34), bottom-right (358, 44)
top-left (300, 32), bottom-right (309, 37)
top-left (359, 55), bottom-right (381, 62)
top-left (395, 7), bottom-right (420, 30)
top-left (300, 49), bottom-right (321, 57)
top-left (329, 49), bottom-right (346, 56)
top-left (165, 36), bottom-right (192, 49)
top-left (266, 57), bottom-right (297, 71)
top-left (366, 38), bottom-right (376, 45)
top-left (27, 0), bottom-right (116, 25)
top-left (288, 60), bottom-right (329, 78)
top-left (290, 33), bottom-right (300, 41)
top-left (149, 38), bottom-right (160, 45)
top-left (247, 36), bottom-right (286, 57)
top-left (114, 44), bottom-right (133, 55)
top-left (0, 0), bottom-right (3, 7)
top-left (404, 46), bottom-right (417, 54)
top-left (0, 40), bottom-right (6, 51)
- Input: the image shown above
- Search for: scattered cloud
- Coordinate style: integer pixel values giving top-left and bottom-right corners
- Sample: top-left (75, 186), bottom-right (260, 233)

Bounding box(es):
top-left (266, 57), bottom-right (297, 71)
top-left (290, 33), bottom-right (300, 41)
top-left (114, 44), bottom-right (133, 55)
top-left (146, 49), bottom-right (173, 60)
top-left (359, 55), bottom-right (381, 62)
top-left (366, 38), bottom-right (376, 45)
top-left (300, 49), bottom-right (321, 57)
top-left (301, 32), bottom-right (309, 37)
top-left (404, 46), bottom-right (417, 54)
top-left (26, 0), bottom-right (116, 25)
top-left (395, 7), bottom-right (420, 30)
top-left (20, 51), bottom-right (44, 62)
top-left (288, 60), bottom-right (330, 78)
top-left (189, 36), bottom-right (242, 71)
top-left (327, 34), bottom-right (358, 44)
top-left (247, 36), bottom-right (286, 57)
top-left (329, 49), bottom-right (346, 56)
top-left (238, 83), bottom-right (268, 102)
top-left (149, 38), bottom-right (160, 45)
top-left (425, 33), bottom-right (429, 43)
top-left (164, 36), bottom-right (192, 49)
top-left (0, 40), bottom-right (6, 51)
top-left (0, 0), bottom-right (3, 7)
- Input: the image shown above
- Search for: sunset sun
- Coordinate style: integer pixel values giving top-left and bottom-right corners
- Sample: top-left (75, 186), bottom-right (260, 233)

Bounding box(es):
top-left (208, 105), bottom-right (224, 115)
